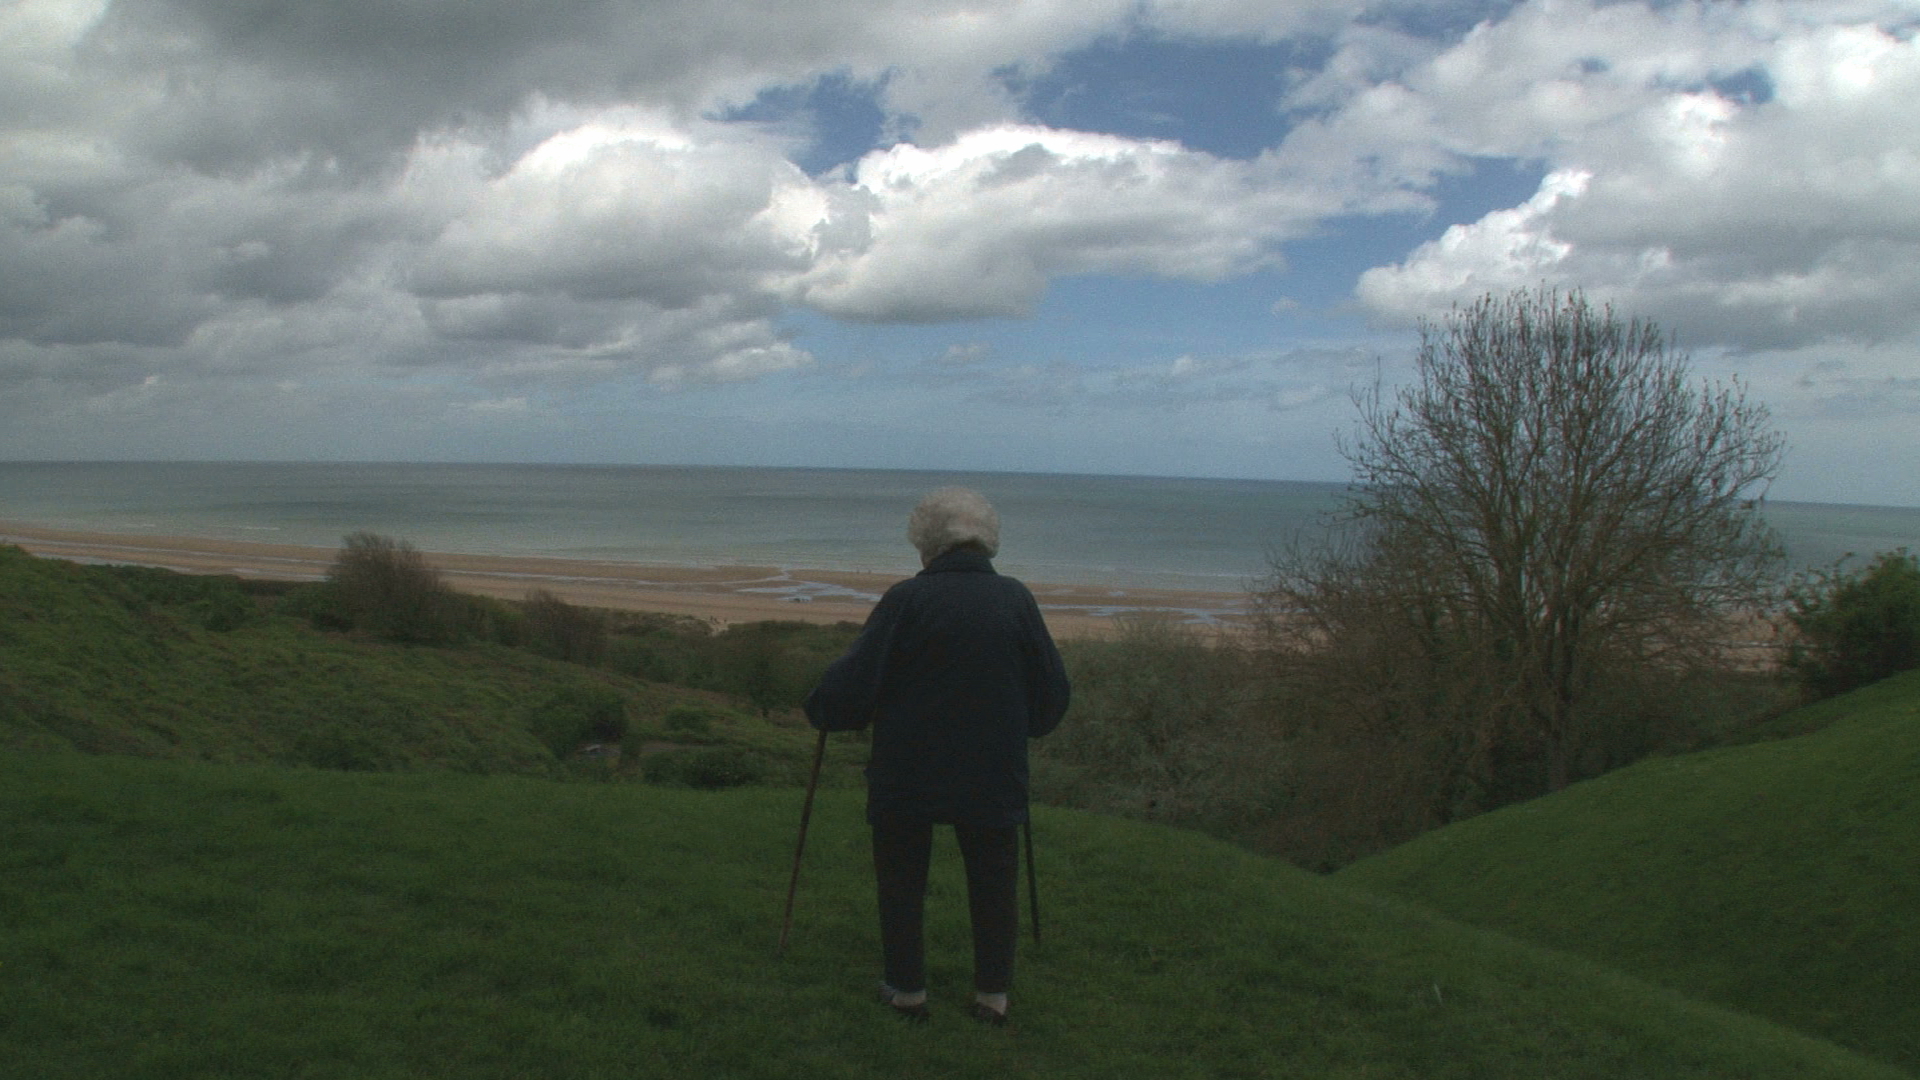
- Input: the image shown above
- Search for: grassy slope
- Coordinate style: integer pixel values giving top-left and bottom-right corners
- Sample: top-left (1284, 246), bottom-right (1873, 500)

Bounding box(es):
top-left (2, 750), bottom-right (1904, 1080)
top-left (1340, 670), bottom-right (1920, 1073)
top-left (0, 545), bottom-right (575, 768)
top-left (0, 546), bottom-right (843, 782)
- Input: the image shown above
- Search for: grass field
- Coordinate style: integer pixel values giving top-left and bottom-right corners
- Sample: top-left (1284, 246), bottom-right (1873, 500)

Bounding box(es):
top-left (1340, 670), bottom-right (1920, 1074)
top-left (2, 749), bottom-right (1907, 1080)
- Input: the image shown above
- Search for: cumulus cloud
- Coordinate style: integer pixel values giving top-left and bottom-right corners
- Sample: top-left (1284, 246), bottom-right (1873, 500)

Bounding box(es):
top-left (401, 112), bottom-right (1339, 337)
top-left (780, 124), bottom-right (1329, 321)
top-left (1341, 2), bottom-right (1920, 349)
top-left (408, 112), bottom-right (816, 306)
top-left (4, 0), bottom-right (1358, 396)
top-left (3, 0), bottom-right (1917, 489)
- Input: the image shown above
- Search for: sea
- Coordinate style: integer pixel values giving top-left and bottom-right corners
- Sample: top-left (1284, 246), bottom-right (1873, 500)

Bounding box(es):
top-left (1, 461), bottom-right (1916, 594)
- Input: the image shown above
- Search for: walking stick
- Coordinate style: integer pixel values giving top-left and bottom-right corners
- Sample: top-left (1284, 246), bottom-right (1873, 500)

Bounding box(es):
top-left (1024, 818), bottom-right (1041, 946)
top-left (778, 729), bottom-right (830, 955)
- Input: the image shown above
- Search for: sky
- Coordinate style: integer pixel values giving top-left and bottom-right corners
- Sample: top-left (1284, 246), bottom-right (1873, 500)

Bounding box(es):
top-left (4, 0), bottom-right (1919, 506)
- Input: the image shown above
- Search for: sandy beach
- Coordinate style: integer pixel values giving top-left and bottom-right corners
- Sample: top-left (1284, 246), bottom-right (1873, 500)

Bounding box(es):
top-left (0, 521), bottom-right (1247, 638)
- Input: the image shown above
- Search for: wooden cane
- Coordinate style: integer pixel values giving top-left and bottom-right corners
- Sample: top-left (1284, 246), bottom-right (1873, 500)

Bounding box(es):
top-left (778, 729), bottom-right (830, 955)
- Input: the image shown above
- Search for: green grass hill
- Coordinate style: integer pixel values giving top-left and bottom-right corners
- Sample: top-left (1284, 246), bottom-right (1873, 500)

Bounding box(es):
top-left (1339, 670), bottom-right (1920, 1074)
top-left (0, 545), bottom-right (847, 785)
top-left (5, 545), bottom-right (1913, 1076)
top-left (0, 544), bottom-right (608, 769)
top-left (2, 749), bottom-right (1907, 1080)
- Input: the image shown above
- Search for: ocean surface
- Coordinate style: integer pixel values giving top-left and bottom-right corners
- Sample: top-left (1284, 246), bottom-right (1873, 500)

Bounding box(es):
top-left (2, 461), bottom-right (1916, 593)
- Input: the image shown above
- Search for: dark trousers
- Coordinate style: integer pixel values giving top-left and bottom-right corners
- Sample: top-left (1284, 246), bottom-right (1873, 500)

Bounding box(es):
top-left (871, 814), bottom-right (1019, 995)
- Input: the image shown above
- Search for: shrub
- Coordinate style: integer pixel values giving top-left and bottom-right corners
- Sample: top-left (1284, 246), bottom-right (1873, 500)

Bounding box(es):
top-left (524, 685), bottom-right (629, 759)
top-left (1035, 617), bottom-right (1276, 839)
top-left (522, 589), bottom-right (606, 664)
top-left (1784, 548), bottom-right (1920, 699)
top-left (323, 532), bottom-right (462, 644)
top-left (97, 565), bottom-right (256, 631)
top-left (460, 593), bottom-right (526, 648)
top-left (599, 616), bottom-right (855, 704)
top-left (601, 612), bottom-right (724, 685)
top-left (278, 581), bottom-right (354, 631)
top-left (712, 621), bottom-right (828, 716)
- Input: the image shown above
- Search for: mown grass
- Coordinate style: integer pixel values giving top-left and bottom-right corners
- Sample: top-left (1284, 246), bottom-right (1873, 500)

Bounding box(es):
top-left (2, 750), bottom-right (1906, 1080)
top-left (1339, 669), bottom-right (1920, 1074)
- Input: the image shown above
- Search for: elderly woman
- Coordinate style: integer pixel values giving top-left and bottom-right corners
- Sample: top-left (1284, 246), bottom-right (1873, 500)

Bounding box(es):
top-left (805, 487), bottom-right (1070, 1026)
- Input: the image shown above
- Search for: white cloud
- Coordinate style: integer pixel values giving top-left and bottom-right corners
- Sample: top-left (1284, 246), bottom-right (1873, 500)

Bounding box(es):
top-left (1, 0), bottom-right (1916, 501)
top-left (408, 113), bottom-right (815, 307)
top-left (780, 124), bottom-right (1326, 321)
top-left (1342, 2), bottom-right (1920, 349)
top-left (1354, 167), bottom-right (1589, 315)
top-left (650, 341), bottom-right (813, 387)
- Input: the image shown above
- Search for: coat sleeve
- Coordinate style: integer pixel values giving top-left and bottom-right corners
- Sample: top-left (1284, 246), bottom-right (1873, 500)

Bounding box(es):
top-left (1023, 592), bottom-right (1071, 739)
top-left (803, 586), bottom-right (906, 732)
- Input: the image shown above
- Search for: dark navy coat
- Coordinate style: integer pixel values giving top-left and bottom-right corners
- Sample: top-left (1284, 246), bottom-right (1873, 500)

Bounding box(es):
top-left (804, 547), bottom-right (1070, 827)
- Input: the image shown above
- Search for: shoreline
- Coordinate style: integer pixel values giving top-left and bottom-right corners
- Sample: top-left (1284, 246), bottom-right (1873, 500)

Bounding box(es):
top-left (0, 521), bottom-right (1248, 638)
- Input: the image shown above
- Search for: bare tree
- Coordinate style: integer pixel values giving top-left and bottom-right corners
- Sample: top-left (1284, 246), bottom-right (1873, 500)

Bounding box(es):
top-left (1264, 288), bottom-right (1784, 799)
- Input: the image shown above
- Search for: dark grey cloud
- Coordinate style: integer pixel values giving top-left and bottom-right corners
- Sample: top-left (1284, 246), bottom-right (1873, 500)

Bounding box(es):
top-left (0, 214), bottom-right (212, 347)
top-left (82, 0), bottom-right (650, 173)
top-left (79, 0), bottom-right (1111, 173)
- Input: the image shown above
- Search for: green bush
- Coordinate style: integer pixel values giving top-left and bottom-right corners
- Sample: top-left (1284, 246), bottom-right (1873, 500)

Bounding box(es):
top-left (1035, 616), bottom-right (1276, 839)
top-left (711, 621), bottom-right (832, 716)
top-left (322, 532), bottom-right (463, 644)
top-left (97, 564), bottom-right (256, 631)
top-left (1785, 548), bottom-right (1920, 699)
top-left (522, 589), bottom-right (606, 663)
top-left (524, 685), bottom-right (629, 759)
top-left (596, 611), bottom-right (707, 684)
top-left (597, 616), bottom-right (855, 708)
top-left (277, 581), bottom-right (354, 631)
top-left (460, 593), bottom-right (526, 648)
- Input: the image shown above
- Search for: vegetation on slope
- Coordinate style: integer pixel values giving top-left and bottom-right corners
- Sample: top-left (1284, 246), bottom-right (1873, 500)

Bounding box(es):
top-left (3, 749), bottom-right (1906, 1080)
top-left (1338, 670), bottom-right (1920, 1073)
top-left (1, 540), bottom-right (1809, 874)
top-left (0, 545), bottom-right (858, 786)
top-left (5, 540), bottom-right (1915, 1075)
top-left (1783, 547), bottom-right (1920, 700)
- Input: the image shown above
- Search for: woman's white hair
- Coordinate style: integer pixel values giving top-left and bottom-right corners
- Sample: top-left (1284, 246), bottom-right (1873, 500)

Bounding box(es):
top-left (907, 487), bottom-right (1000, 560)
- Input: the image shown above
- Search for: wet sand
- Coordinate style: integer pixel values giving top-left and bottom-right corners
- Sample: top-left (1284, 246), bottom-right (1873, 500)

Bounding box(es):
top-left (0, 521), bottom-right (1247, 638)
